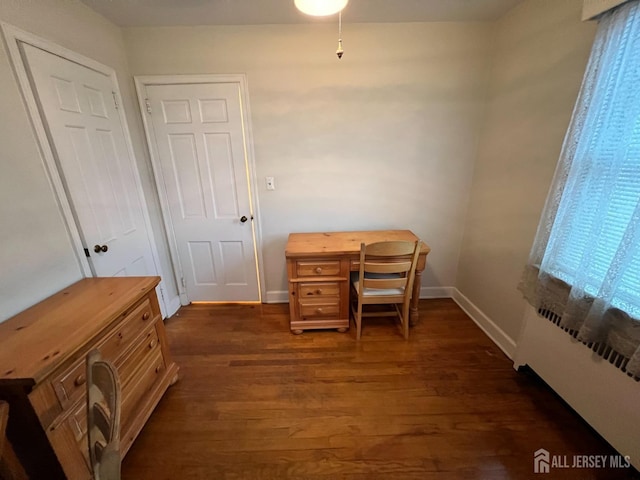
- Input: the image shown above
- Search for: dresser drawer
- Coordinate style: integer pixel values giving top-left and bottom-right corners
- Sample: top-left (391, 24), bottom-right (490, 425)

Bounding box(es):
top-left (121, 349), bottom-right (165, 429)
top-left (299, 298), bottom-right (341, 319)
top-left (299, 282), bottom-right (340, 297)
top-left (296, 260), bottom-right (340, 277)
top-left (51, 360), bottom-right (89, 412)
top-left (65, 400), bottom-right (91, 469)
top-left (118, 325), bottom-right (161, 390)
top-left (50, 297), bottom-right (155, 411)
top-left (100, 298), bottom-right (155, 363)
top-left (58, 323), bottom-right (162, 449)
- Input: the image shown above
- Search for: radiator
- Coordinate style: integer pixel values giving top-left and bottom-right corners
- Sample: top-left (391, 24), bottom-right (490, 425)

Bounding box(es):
top-left (513, 305), bottom-right (640, 470)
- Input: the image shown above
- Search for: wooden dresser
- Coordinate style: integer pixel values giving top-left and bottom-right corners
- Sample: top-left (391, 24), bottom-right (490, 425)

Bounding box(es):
top-left (0, 277), bottom-right (179, 479)
top-left (285, 230), bottom-right (430, 334)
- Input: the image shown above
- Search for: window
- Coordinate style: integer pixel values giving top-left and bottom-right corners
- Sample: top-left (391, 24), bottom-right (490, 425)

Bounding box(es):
top-left (546, 87), bottom-right (640, 316)
top-left (520, 0), bottom-right (640, 377)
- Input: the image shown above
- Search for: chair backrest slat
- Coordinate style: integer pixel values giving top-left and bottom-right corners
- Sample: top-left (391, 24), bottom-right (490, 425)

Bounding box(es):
top-left (86, 350), bottom-right (121, 480)
top-left (362, 277), bottom-right (407, 290)
top-left (364, 240), bottom-right (417, 257)
top-left (363, 260), bottom-right (412, 275)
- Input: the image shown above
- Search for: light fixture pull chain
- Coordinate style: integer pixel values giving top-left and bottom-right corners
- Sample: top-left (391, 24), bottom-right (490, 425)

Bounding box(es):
top-left (336, 10), bottom-right (344, 59)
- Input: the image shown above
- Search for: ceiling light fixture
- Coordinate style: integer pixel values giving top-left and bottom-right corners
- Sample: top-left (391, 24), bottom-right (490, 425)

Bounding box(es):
top-left (294, 0), bottom-right (348, 59)
top-left (294, 0), bottom-right (348, 17)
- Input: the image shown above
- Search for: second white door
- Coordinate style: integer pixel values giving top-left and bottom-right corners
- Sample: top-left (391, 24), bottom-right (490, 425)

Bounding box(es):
top-left (141, 81), bottom-right (260, 302)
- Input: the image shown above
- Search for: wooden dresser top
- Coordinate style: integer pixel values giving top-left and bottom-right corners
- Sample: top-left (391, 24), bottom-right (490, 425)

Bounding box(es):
top-left (285, 230), bottom-right (431, 257)
top-left (0, 276), bottom-right (160, 385)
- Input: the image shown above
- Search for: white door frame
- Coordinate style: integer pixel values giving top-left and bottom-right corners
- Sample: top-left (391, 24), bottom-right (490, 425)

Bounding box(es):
top-left (1, 23), bottom-right (174, 316)
top-left (134, 74), bottom-right (265, 305)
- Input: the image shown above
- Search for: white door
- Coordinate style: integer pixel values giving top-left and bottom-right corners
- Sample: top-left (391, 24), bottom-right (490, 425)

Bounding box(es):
top-left (142, 82), bottom-right (260, 302)
top-left (21, 43), bottom-right (159, 279)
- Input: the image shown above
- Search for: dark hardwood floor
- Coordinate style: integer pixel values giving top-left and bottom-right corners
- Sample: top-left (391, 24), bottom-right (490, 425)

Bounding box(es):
top-left (122, 299), bottom-right (638, 479)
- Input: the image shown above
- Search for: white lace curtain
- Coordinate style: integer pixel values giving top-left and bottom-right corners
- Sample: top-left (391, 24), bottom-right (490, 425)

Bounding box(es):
top-left (520, 0), bottom-right (640, 377)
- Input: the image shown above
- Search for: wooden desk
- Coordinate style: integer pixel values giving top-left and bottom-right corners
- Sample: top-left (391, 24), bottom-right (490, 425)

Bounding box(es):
top-left (285, 230), bottom-right (431, 334)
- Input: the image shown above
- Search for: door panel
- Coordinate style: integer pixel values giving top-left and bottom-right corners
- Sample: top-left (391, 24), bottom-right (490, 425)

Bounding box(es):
top-left (145, 82), bottom-right (259, 302)
top-left (22, 43), bottom-right (157, 279)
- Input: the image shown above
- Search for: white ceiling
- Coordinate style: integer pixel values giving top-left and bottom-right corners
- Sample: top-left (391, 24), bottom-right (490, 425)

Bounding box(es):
top-left (80, 0), bottom-right (524, 27)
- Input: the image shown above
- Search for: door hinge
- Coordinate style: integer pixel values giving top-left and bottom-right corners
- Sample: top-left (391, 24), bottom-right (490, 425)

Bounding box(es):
top-left (145, 98), bottom-right (152, 114)
top-left (181, 277), bottom-right (186, 289)
top-left (112, 91), bottom-right (119, 110)
top-left (83, 248), bottom-right (90, 258)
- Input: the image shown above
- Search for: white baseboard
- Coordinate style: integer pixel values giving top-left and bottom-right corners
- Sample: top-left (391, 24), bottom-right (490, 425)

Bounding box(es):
top-left (420, 286), bottom-right (455, 298)
top-left (451, 288), bottom-right (516, 359)
top-left (265, 290), bottom-right (289, 304)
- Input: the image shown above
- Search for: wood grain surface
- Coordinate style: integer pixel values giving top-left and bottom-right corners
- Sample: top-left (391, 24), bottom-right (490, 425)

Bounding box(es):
top-left (285, 230), bottom-right (431, 258)
top-left (0, 277), bottom-right (160, 384)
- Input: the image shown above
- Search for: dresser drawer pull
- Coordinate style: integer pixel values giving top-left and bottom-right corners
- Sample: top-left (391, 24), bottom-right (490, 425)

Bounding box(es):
top-left (315, 289), bottom-right (322, 295)
top-left (149, 339), bottom-right (157, 349)
top-left (315, 267), bottom-right (322, 274)
top-left (316, 308), bottom-right (323, 314)
top-left (142, 312), bottom-right (150, 321)
top-left (155, 365), bottom-right (162, 374)
top-left (74, 374), bottom-right (86, 387)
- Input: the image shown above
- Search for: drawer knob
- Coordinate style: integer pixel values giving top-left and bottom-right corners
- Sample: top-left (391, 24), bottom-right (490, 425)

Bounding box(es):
top-left (74, 374), bottom-right (86, 387)
top-left (142, 312), bottom-right (150, 321)
top-left (316, 308), bottom-right (323, 314)
top-left (149, 339), bottom-right (157, 349)
top-left (315, 267), bottom-right (322, 274)
top-left (155, 365), bottom-right (162, 374)
top-left (315, 289), bottom-right (322, 295)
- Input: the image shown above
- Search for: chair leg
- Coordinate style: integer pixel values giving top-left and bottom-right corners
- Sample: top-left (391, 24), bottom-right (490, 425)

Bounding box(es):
top-left (392, 304), bottom-right (409, 340)
top-left (349, 301), bottom-right (362, 340)
top-left (402, 303), bottom-right (410, 339)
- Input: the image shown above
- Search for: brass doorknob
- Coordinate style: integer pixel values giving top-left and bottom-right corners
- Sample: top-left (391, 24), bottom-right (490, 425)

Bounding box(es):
top-left (94, 244), bottom-right (108, 253)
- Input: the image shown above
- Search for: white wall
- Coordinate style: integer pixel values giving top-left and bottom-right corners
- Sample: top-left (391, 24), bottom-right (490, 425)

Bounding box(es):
top-left (0, 0), bottom-right (177, 321)
top-left (124, 22), bottom-right (492, 298)
top-left (0, 0), bottom-right (598, 328)
top-left (456, 0), bottom-right (596, 342)
top-left (582, 0), bottom-right (630, 19)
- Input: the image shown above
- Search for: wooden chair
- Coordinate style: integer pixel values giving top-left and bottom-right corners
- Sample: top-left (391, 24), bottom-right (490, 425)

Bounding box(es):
top-left (351, 240), bottom-right (422, 340)
top-left (86, 350), bottom-right (121, 480)
top-left (0, 401), bottom-right (28, 480)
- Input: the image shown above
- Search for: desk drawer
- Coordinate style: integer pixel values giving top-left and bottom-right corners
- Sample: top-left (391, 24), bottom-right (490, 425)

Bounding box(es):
top-left (299, 282), bottom-right (340, 297)
top-left (299, 298), bottom-right (341, 319)
top-left (296, 260), bottom-right (340, 277)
